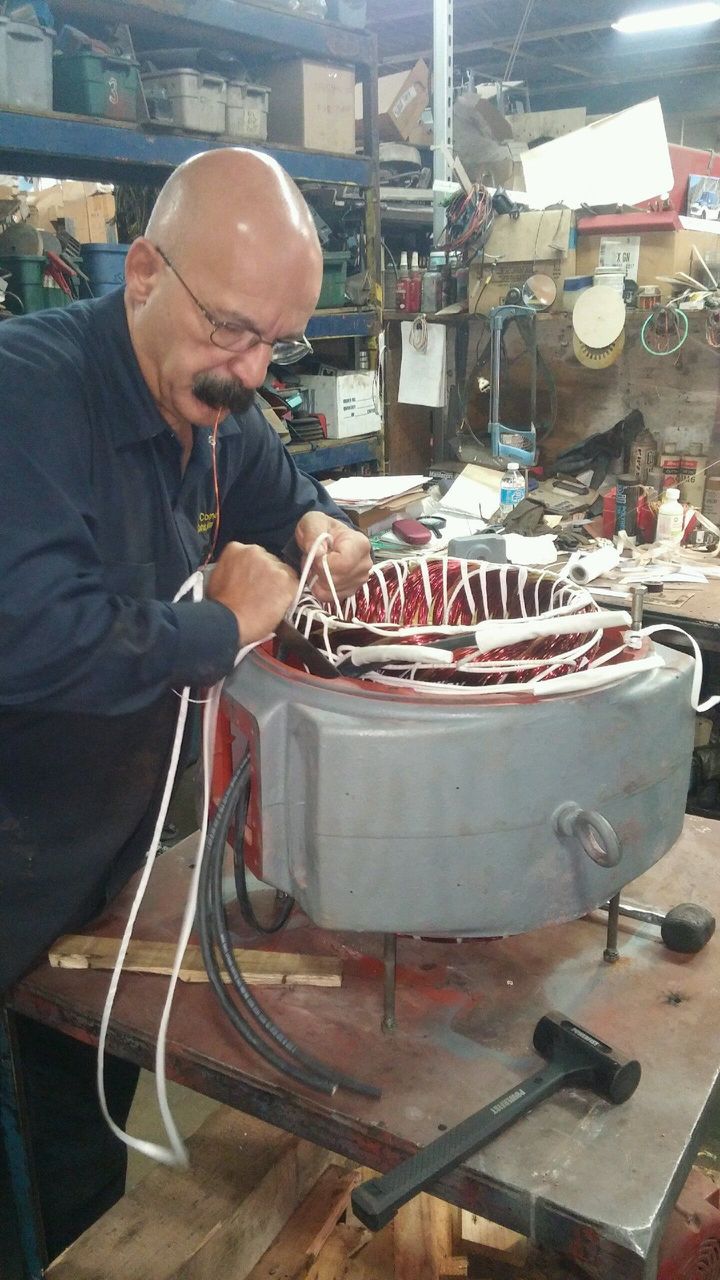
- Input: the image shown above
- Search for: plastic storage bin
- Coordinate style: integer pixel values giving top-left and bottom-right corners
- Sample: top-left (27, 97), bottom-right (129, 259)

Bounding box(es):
top-left (0, 255), bottom-right (71, 313)
top-left (53, 52), bottom-right (140, 122)
top-left (141, 69), bottom-right (226, 134)
top-left (80, 243), bottom-right (129, 297)
top-left (317, 251), bottom-right (350, 309)
top-left (0, 17), bottom-right (53, 111)
top-left (226, 80), bottom-right (270, 140)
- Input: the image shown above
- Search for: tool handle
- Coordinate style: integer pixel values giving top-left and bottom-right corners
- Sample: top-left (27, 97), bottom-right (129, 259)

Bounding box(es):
top-left (351, 1064), bottom-right (567, 1232)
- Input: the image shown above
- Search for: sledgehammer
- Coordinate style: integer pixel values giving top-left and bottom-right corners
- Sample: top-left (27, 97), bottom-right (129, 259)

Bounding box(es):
top-left (351, 1012), bottom-right (641, 1232)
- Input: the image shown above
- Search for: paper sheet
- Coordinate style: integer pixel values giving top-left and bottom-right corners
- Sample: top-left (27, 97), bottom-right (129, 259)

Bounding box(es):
top-left (398, 322), bottom-right (447, 407)
top-left (505, 533), bottom-right (558, 567)
top-left (521, 98), bottom-right (673, 211)
top-left (439, 465), bottom-right (503, 522)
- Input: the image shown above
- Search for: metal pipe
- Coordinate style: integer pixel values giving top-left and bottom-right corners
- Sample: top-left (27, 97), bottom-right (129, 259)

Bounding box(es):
top-left (382, 934), bottom-right (397, 1033)
top-left (604, 892), bottom-right (621, 964)
top-left (631, 584), bottom-right (647, 632)
top-left (433, 0), bottom-right (454, 243)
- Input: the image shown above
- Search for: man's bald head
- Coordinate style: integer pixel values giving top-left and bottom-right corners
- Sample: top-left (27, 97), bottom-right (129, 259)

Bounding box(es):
top-left (145, 148), bottom-right (321, 289)
top-left (124, 149), bottom-right (324, 435)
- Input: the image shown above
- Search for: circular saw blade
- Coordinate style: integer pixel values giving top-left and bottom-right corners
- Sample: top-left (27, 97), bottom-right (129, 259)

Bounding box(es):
top-left (573, 328), bottom-right (626, 368)
top-left (572, 284), bottom-right (626, 348)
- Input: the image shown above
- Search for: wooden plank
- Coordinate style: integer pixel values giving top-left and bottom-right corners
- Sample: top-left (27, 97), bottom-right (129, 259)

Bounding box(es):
top-left (394, 1194), bottom-right (445, 1280)
top-left (47, 1108), bottom-right (332, 1280)
top-left (460, 1209), bottom-right (530, 1267)
top-left (244, 1164), bottom-right (359, 1280)
top-left (48, 934), bottom-right (342, 987)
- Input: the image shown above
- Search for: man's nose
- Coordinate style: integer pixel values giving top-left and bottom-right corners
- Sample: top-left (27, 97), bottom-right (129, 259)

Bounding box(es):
top-left (225, 343), bottom-right (272, 388)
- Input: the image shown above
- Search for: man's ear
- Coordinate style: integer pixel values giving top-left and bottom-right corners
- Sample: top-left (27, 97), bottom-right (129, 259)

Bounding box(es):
top-left (124, 238), bottom-right (162, 305)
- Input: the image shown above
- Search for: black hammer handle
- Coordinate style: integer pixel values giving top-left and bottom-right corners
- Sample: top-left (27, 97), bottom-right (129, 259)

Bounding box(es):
top-left (351, 1060), bottom-right (570, 1232)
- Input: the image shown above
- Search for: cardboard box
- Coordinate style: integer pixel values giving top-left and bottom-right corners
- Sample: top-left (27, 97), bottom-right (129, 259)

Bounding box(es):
top-left (508, 107), bottom-right (586, 147)
top-left (469, 209), bottom-right (576, 313)
top-left (575, 227), bottom-right (720, 297)
top-left (303, 371), bottom-right (381, 440)
top-left (266, 59), bottom-right (355, 155)
top-left (356, 59), bottom-right (429, 143)
top-left (29, 180), bottom-right (115, 243)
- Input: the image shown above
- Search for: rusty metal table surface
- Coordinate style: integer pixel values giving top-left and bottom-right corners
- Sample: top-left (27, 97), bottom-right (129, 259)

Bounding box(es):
top-left (9, 816), bottom-right (720, 1280)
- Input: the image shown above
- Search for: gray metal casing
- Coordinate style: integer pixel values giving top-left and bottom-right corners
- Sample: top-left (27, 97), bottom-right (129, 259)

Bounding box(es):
top-left (222, 645), bottom-right (695, 936)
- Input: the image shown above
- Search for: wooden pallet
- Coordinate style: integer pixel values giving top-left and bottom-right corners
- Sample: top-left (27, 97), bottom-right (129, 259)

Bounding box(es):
top-left (46, 1107), bottom-right (581, 1280)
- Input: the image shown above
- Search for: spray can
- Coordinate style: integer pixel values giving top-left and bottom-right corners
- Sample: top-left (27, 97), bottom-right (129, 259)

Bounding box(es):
top-left (679, 443), bottom-right (707, 509)
top-left (628, 426), bottom-right (657, 485)
top-left (395, 250), bottom-right (410, 312)
top-left (407, 252), bottom-right (423, 313)
top-left (659, 440), bottom-right (682, 490)
top-left (703, 474), bottom-right (720, 525)
top-left (615, 474), bottom-right (642, 537)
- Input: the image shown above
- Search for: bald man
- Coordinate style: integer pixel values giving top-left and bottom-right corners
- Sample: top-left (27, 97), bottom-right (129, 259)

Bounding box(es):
top-left (0, 149), bottom-right (371, 1261)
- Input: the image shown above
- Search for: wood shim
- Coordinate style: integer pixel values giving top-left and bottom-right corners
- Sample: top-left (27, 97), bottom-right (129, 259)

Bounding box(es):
top-left (244, 1164), bottom-right (360, 1280)
top-left (47, 1109), bottom-right (334, 1280)
top-left (48, 934), bottom-right (342, 987)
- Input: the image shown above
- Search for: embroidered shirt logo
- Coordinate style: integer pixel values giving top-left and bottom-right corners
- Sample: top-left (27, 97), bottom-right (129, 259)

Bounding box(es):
top-left (197, 511), bottom-right (217, 535)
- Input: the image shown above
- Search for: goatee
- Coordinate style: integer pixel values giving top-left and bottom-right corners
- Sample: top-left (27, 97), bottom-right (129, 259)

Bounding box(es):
top-left (192, 372), bottom-right (255, 416)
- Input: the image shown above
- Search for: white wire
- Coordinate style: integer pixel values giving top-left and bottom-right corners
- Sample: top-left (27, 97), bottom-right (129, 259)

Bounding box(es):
top-left (96, 569), bottom-right (204, 1167)
top-left (97, 532), bottom-right (334, 1168)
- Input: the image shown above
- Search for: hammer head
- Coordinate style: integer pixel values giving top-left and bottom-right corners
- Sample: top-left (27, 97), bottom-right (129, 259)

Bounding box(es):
top-left (533, 1012), bottom-right (641, 1104)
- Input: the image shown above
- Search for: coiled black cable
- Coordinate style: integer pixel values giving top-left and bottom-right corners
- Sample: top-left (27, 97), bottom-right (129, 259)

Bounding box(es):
top-left (198, 757), bottom-right (381, 1100)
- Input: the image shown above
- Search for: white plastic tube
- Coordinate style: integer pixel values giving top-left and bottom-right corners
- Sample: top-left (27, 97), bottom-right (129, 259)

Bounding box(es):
top-left (567, 544), bottom-right (621, 585)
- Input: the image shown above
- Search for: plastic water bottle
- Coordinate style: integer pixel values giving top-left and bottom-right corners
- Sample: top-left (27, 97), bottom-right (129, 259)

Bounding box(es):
top-left (498, 462), bottom-right (526, 519)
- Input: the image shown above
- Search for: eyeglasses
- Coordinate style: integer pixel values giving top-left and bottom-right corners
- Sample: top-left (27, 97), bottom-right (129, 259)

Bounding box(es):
top-left (153, 245), bottom-right (313, 365)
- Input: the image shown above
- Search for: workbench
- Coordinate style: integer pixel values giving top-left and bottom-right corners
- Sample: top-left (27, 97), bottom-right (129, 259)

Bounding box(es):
top-left (641, 574), bottom-right (720, 657)
top-left (4, 817), bottom-right (720, 1280)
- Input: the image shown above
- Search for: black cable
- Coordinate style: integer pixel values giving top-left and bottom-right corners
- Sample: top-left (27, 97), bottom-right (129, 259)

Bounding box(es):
top-left (200, 759), bottom-right (381, 1099)
top-left (209, 763), bottom-right (380, 1098)
top-left (198, 765), bottom-right (337, 1095)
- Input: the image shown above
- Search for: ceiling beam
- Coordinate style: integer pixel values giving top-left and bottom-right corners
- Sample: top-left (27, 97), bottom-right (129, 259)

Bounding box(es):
top-left (380, 19), bottom-right (615, 67)
top-left (531, 57), bottom-right (720, 98)
top-left (461, 28), bottom-right (720, 84)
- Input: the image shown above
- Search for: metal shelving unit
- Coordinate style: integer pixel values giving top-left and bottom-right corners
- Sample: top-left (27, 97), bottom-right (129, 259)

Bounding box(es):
top-left (0, 0), bottom-right (382, 471)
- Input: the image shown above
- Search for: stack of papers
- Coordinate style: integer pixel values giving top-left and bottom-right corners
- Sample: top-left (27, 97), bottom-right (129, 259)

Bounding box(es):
top-left (325, 475), bottom-right (429, 512)
top-left (325, 474), bottom-right (433, 535)
top-left (438, 465), bottom-right (504, 524)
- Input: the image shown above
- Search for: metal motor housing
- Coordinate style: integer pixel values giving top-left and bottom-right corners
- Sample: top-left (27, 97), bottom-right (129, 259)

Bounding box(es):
top-left (221, 643), bottom-right (695, 937)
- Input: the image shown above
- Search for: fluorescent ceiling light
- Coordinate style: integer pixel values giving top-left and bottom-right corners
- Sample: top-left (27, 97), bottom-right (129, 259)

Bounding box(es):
top-left (613, 2), bottom-right (720, 33)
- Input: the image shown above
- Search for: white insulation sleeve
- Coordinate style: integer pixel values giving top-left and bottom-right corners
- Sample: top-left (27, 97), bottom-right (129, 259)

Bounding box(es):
top-left (346, 644), bottom-right (454, 667)
top-left (470, 609), bottom-right (630, 653)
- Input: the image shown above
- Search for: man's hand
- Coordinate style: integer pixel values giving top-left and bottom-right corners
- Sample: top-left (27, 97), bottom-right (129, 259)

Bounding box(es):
top-left (207, 542), bottom-right (299, 645)
top-left (295, 512), bottom-right (372, 605)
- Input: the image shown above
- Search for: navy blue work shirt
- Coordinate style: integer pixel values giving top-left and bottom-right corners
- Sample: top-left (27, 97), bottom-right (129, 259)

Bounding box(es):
top-left (0, 288), bottom-right (349, 989)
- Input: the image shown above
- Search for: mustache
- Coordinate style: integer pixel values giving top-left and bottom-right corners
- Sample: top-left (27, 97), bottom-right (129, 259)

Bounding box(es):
top-left (192, 372), bottom-right (255, 415)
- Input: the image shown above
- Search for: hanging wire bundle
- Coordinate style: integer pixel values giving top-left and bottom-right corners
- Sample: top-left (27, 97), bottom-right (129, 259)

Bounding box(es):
top-left (287, 558), bottom-right (644, 696)
top-left (437, 184), bottom-right (494, 257)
